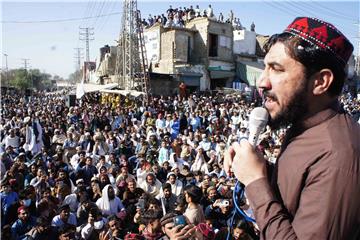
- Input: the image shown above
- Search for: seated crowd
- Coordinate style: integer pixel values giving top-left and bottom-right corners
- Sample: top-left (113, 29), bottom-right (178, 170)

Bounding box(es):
top-left (1, 88), bottom-right (358, 239)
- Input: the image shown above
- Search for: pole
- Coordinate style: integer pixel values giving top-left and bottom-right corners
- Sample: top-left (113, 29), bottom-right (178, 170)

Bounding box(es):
top-left (3, 54), bottom-right (8, 87)
top-left (79, 27), bottom-right (95, 62)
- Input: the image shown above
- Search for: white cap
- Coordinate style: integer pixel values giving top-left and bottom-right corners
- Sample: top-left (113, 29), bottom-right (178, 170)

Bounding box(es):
top-left (23, 117), bottom-right (31, 124)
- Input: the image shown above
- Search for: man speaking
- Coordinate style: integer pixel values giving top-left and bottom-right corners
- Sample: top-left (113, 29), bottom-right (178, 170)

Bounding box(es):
top-left (225, 17), bottom-right (360, 239)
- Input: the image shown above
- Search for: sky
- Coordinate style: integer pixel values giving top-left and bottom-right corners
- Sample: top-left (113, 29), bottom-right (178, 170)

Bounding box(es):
top-left (1, 0), bottom-right (359, 79)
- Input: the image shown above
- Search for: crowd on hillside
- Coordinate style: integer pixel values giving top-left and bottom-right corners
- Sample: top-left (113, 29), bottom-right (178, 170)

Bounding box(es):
top-left (0, 87), bottom-right (359, 240)
top-left (141, 4), bottom-right (247, 30)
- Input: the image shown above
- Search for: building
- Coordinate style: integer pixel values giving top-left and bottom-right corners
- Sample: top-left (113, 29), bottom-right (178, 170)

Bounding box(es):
top-left (96, 16), bottom-right (267, 95)
top-left (144, 17), bottom-right (235, 94)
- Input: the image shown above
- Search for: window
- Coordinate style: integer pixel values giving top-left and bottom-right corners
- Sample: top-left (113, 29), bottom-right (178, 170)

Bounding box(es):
top-left (209, 33), bottom-right (218, 57)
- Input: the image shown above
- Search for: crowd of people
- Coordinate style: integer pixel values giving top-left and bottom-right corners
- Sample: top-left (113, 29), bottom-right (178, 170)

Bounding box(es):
top-left (0, 86), bottom-right (359, 240)
top-left (141, 4), bottom-right (246, 30)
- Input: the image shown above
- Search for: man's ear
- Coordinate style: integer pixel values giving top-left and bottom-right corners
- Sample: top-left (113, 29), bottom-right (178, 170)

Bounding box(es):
top-left (312, 69), bottom-right (334, 95)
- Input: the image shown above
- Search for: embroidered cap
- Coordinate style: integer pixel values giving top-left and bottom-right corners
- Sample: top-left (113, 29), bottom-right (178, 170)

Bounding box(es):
top-left (284, 17), bottom-right (353, 66)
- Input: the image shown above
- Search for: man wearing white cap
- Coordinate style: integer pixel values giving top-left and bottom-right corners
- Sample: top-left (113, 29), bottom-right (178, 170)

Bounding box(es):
top-left (3, 128), bottom-right (20, 149)
top-left (166, 172), bottom-right (183, 197)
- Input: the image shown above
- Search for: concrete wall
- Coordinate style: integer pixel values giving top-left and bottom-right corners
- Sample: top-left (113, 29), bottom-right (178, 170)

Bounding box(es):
top-left (208, 20), bottom-right (233, 62)
top-left (155, 29), bottom-right (195, 74)
top-left (233, 30), bottom-right (256, 55)
top-left (186, 17), bottom-right (234, 65)
top-left (187, 18), bottom-right (209, 64)
top-left (157, 30), bottom-right (175, 74)
top-left (175, 31), bottom-right (194, 63)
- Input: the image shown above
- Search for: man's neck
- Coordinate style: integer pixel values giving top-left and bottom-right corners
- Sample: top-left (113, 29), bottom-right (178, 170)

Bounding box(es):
top-left (303, 96), bottom-right (337, 121)
top-left (188, 202), bottom-right (197, 208)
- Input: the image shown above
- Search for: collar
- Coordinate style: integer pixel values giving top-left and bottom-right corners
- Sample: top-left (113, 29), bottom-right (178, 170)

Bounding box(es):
top-left (295, 100), bottom-right (342, 131)
top-left (279, 101), bottom-right (342, 154)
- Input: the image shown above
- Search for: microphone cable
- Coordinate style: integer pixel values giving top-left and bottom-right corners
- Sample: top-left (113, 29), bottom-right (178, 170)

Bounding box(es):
top-left (233, 181), bottom-right (256, 223)
top-left (225, 181), bottom-right (256, 240)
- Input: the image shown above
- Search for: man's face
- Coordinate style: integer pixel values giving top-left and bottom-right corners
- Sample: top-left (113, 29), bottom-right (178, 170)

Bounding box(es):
top-left (18, 209), bottom-right (29, 221)
top-left (163, 188), bottom-right (172, 198)
top-left (273, 147), bottom-right (281, 158)
top-left (163, 222), bottom-right (174, 237)
top-left (147, 175), bottom-right (155, 185)
top-left (2, 185), bottom-right (10, 193)
top-left (258, 42), bottom-right (310, 129)
top-left (152, 165), bottom-right (159, 173)
top-left (121, 166), bottom-right (128, 175)
top-left (60, 209), bottom-right (70, 221)
top-left (86, 158), bottom-right (92, 165)
top-left (59, 231), bottom-right (75, 240)
top-left (108, 219), bottom-right (119, 232)
top-left (59, 172), bottom-right (66, 179)
top-left (108, 187), bottom-right (115, 200)
top-left (151, 218), bottom-right (161, 232)
top-left (168, 175), bottom-right (176, 184)
top-left (233, 227), bottom-right (246, 240)
top-left (208, 189), bottom-right (217, 200)
top-left (203, 175), bottom-right (210, 184)
top-left (128, 181), bottom-right (135, 191)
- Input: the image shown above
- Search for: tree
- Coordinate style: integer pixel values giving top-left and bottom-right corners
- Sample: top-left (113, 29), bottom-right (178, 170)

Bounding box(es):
top-left (12, 69), bottom-right (31, 90)
top-left (67, 69), bottom-right (82, 85)
top-left (4, 68), bottom-right (55, 90)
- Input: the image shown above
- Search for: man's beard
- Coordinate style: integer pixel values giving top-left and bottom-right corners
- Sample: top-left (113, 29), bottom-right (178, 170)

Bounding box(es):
top-left (266, 81), bottom-right (309, 130)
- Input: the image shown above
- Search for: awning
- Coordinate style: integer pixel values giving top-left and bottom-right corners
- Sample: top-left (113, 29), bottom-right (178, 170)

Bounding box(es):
top-left (236, 61), bottom-right (264, 86)
top-left (175, 72), bottom-right (202, 86)
top-left (99, 89), bottom-right (145, 97)
top-left (76, 83), bottom-right (118, 93)
top-left (209, 70), bottom-right (235, 79)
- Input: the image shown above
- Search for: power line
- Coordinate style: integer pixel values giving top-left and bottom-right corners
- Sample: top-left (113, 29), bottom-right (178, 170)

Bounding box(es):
top-left (82, 0), bottom-right (96, 27)
top-left (1, 12), bottom-right (121, 24)
top-left (86, 0), bottom-right (100, 26)
top-left (284, 1), bottom-right (357, 33)
top-left (92, 0), bottom-right (107, 29)
top-left (96, 1), bottom-right (119, 32)
top-left (262, 1), bottom-right (299, 18)
top-left (309, 0), bottom-right (358, 22)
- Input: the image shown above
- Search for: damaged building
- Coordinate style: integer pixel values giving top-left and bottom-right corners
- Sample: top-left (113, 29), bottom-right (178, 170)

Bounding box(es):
top-left (96, 16), bottom-right (267, 96)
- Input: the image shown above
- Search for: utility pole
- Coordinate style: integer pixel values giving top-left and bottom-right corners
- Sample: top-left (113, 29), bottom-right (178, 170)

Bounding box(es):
top-left (21, 58), bottom-right (30, 71)
top-left (355, 22), bottom-right (360, 76)
top-left (3, 54), bottom-right (8, 87)
top-left (79, 27), bottom-right (94, 62)
top-left (21, 58), bottom-right (32, 89)
top-left (74, 48), bottom-right (84, 84)
top-left (115, 0), bottom-right (149, 100)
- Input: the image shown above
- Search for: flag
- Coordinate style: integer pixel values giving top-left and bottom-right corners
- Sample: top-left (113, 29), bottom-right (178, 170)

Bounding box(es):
top-left (76, 77), bottom-right (85, 99)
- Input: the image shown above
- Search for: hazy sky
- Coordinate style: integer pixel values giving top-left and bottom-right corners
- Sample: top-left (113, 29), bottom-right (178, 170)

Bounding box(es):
top-left (1, 0), bottom-right (359, 79)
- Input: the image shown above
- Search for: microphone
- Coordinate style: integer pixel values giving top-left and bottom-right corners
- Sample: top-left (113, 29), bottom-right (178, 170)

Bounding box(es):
top-left (247, 107), bottom-right (269, 147)
top-left (232, 107), bottom-right (269, 224)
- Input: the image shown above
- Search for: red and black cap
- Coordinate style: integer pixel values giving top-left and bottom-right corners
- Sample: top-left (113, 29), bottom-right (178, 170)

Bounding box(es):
top-left (284, 17), bottom-right (353, 66)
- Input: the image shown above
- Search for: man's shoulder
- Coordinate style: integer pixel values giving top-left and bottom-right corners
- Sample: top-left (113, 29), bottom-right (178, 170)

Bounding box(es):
top-left (11, 219), bottom-right (22, 228)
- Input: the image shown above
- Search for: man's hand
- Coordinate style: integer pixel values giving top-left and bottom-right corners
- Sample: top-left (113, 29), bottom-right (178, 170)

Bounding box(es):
top-left (167, 224), bottom-right (196, 240)
top-left (224, 141), bottom-right (267, 186)
top-left (99, 230), bottom-right (110, 240)
top-left (213, 199), bottom-right (222, 208)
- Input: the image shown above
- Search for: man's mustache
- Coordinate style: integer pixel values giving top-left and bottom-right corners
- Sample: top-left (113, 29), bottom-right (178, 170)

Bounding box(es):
top-left (262, 91), bottom-right (278, 102)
